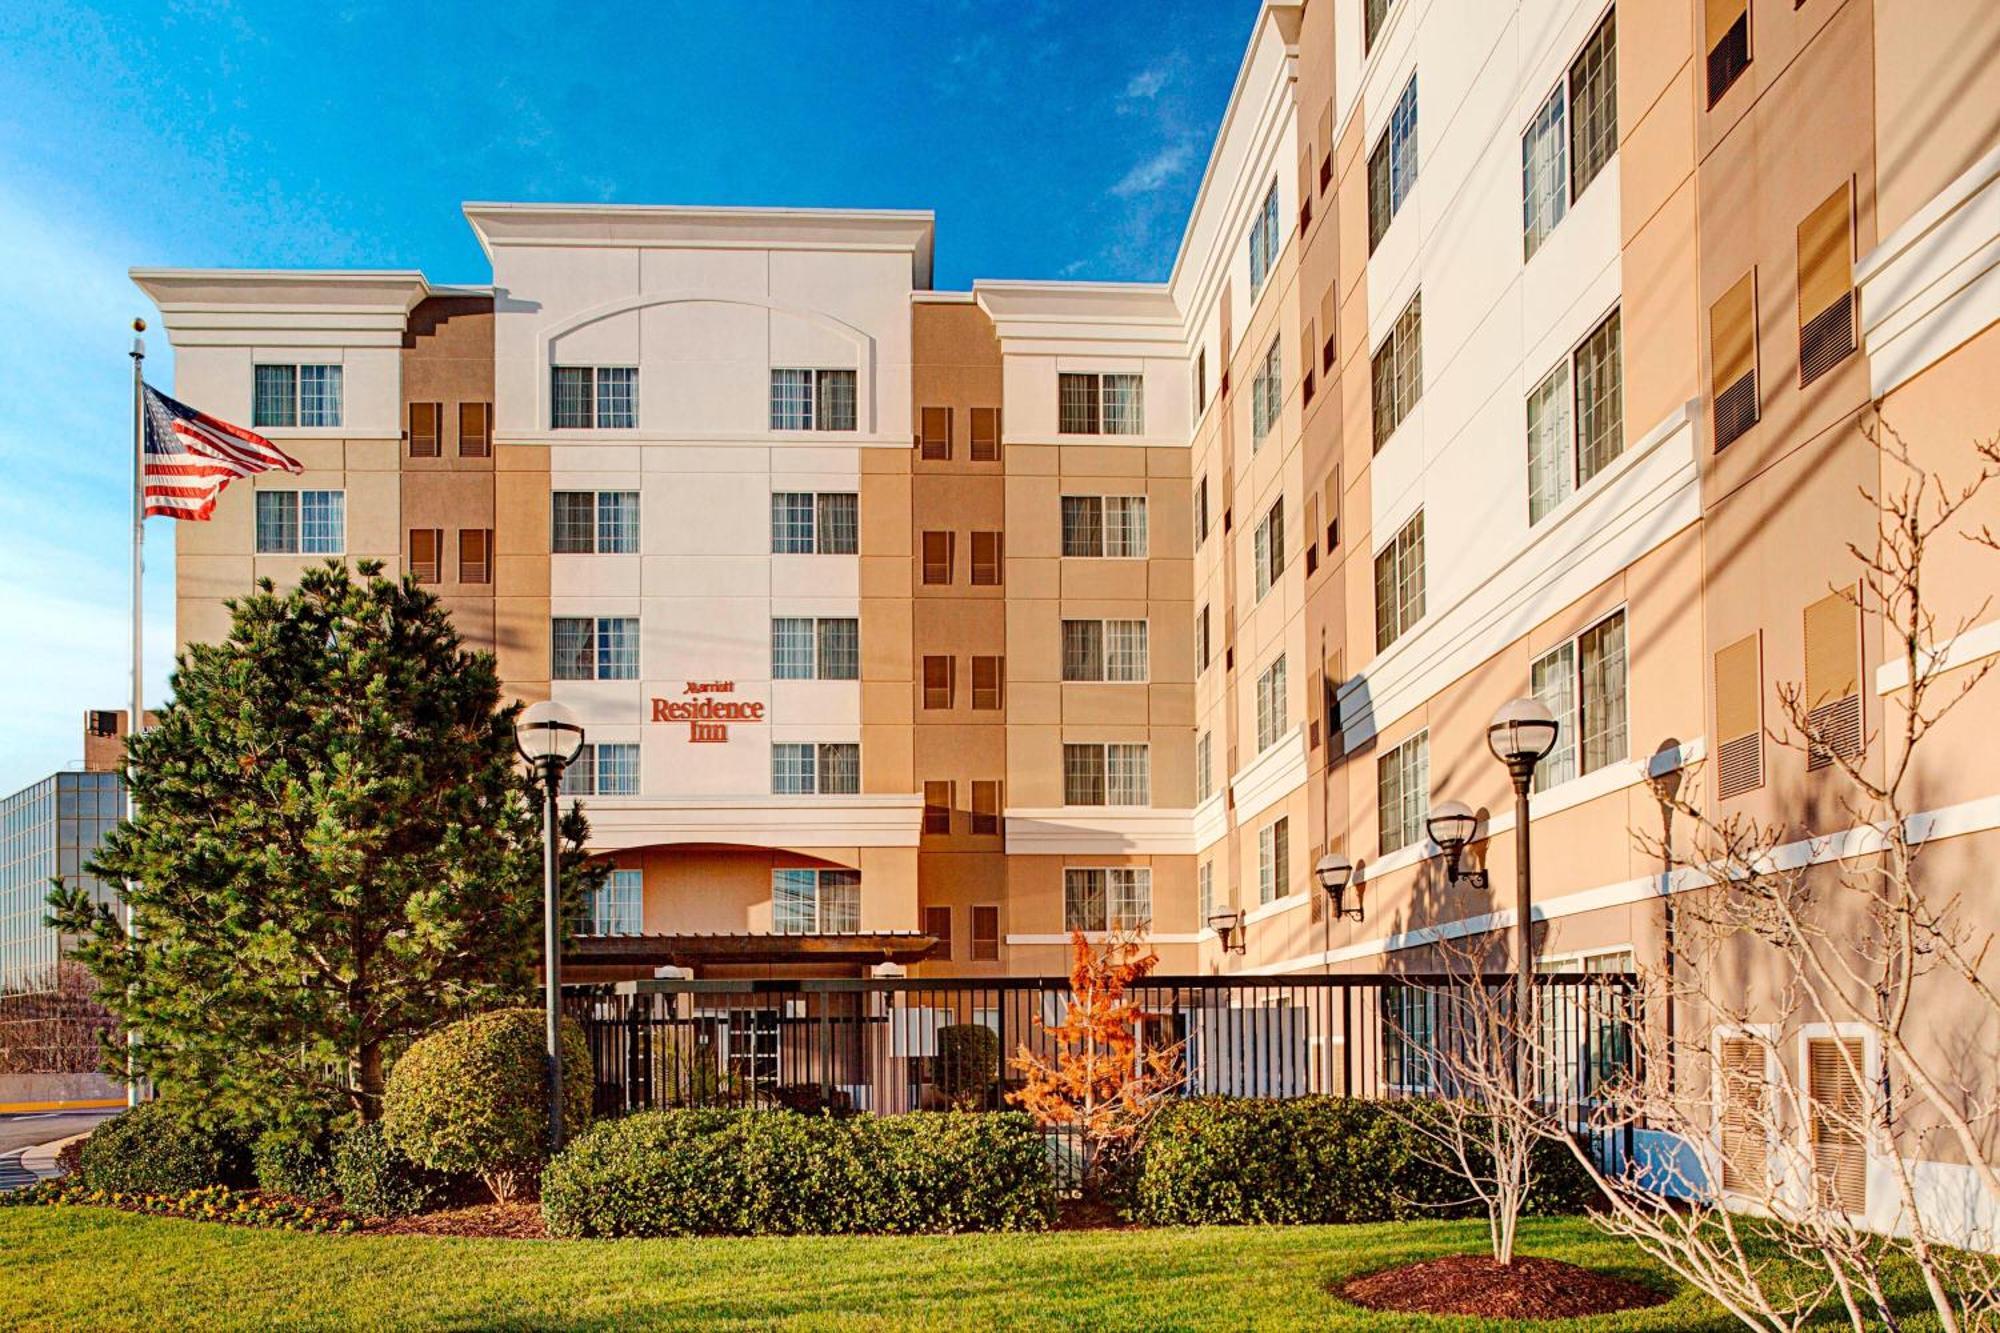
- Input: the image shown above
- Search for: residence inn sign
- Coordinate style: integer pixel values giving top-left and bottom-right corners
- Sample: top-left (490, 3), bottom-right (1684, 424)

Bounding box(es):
top-left (650, 681), bottom-right (764, 744)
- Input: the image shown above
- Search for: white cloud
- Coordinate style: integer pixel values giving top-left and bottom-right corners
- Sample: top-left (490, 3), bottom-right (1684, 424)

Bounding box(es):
top-left (1123, 63), bottom-right (1171, 101)
top-left (1110, 141), bottom-right (1194, 198)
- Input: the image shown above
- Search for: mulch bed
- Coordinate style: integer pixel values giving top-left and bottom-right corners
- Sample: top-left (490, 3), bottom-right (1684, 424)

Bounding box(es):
top-left (367, 1202), bottom-right (548, 1239)
top-left (1338, 1254), bottom-right (1670, 1320)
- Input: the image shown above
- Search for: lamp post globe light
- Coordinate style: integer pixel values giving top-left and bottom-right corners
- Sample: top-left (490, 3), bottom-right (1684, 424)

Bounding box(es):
top-left (1486, 697), bottom-right (1560, 1051)
top-left (514, 700), bottom-right (585, 1154)
top-left (1423, 800), bottom-right (1487, 890)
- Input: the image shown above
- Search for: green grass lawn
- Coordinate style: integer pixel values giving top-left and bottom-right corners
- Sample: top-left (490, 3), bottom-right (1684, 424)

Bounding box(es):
top-left (0, 1207), bottom-right (1944, 1331)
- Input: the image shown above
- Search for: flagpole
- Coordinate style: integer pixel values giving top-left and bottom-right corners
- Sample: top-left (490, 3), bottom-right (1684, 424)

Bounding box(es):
top-left (127, 318), bottom-right (146, 1110)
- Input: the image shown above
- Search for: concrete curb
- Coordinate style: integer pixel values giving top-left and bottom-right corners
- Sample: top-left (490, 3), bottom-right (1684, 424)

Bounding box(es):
top-left (20, 1132), bottom-right (92, 1183)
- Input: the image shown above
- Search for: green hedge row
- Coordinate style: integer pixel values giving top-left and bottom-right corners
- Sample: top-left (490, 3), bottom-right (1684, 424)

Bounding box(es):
top-left (1130, 1096), bottom-right (1599, 1226)
top-left (76, 1102), bottom-right (253, 1195)
top-left (541, 1109), bottom-right (1056, 1238)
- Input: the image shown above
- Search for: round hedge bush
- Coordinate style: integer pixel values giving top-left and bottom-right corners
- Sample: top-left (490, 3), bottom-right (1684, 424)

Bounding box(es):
top-left (252, 1126), bottom-right (337, 1200)
top-left (382, 1007), bottom-right (591, 1201)
top-left (331, 1122), bottom-right (451, 1218)
top-left (76, 1100), bottom-right (252, 1195)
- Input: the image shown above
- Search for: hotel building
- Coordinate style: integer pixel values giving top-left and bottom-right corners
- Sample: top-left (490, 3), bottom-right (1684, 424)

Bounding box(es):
top-left (136, 0), bottom-right (2000, 1216)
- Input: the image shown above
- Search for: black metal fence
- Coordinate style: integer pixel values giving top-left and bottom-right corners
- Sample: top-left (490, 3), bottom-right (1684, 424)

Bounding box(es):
top-left (565, 971), bottom-right (1642, 1179)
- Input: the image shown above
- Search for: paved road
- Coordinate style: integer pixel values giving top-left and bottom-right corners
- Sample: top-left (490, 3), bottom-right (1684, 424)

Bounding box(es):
top-left (0, 1110), bottom-right (120, 1190)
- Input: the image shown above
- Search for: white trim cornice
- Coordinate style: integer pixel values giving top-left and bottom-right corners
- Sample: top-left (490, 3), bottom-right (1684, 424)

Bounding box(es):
top-left (583, 793), bottom-right (923, 852)
top-left (1876, 620), bottom-right (2000, 695)
top-left (1856, 145), bottom-right (2000, 396)
top-left (1004, 807), bottom-right (1196, 855)
top-left (1230, 725), bottom-right (1309, 825)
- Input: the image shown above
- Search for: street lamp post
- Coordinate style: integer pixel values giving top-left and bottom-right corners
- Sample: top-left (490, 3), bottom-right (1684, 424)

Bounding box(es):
top-left (1485, 697), bottom-right (1561, 1065)
top-left (513, 700), bottom-right (586, 1155)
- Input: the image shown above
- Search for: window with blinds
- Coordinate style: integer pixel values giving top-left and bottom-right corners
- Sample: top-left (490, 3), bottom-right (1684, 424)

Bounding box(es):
top-left (1522, 86), bottom-right (1568, 261)
top-left (1061, 619), bottom-right (1148, 682)
top-left (1321, 285), bottom-right (1338, 374)
top-left (1368, 75), bottom-right (1419, 253)
top-left (408, 528), bottom-right (442, 584)
top-left (1378, 730), bottom-right (1430, 855)
top-left (921, 530), bottom-right (954, 585)
top-left (923, 655), bottom-right (955, 709)
top-left (969, 407), bottom-right (1001, 461)
top-left (1193, 475), bottom-right (1209, 548)
top-left (1804, 587), bottom-right (1862, 769)
top-left (1258, 817), bottom-right (1290, 904)
top-left (1710, 272), bottom-right (1760, 451)
top-left (1253, 498), bottom-right (1285, 600)
top-left (1531, 609), bottom-right (1628, 792)
top-left (970, 780), bottom-right (1002, 835)
top-left (1798, 182), bottom-right (1857, 386)
top-left (1374, 510), bottom-right (1427, 651)
top-left (919, 406), bottom-right (952, 460)
top-left (971, 656), bottom-right (1004, 710)
top-left (1569, 8), bottom-right (1617, 198)
top-left (1256, 654), bottom-right (1288, 753)
top-left (1252, 336), bottom-right (1282, 447)
top-left (971, 905), bottom-right (1000, 961)
top-left (970, 531), bottom-right (1003, 586)
top-left (1706, 0), bottom-right (1752, 107)
top-left (458, 401), bottom-right (492, 458)
top-left (1058, 372), bottom-right (1143, 435)
top-left (1717, 1037), bottom-right (1768, 1193)
top-left (409, 401), bottom-right (441, 457)
top-left (1248, 180), bottom-right (1281, 297)
top-left (924, 905), bottom-right (952, 959)
top-left (923, 781), bottom-right (954, 835)
top-left (1808, 1037), bottom-right (1868, 1214)
top-left (458, 528), bottom-right (492, 584)
top-left (1372, 292), bottom-right (1423, 451)
top-left (1714, 632), bottom-right (1764, 798)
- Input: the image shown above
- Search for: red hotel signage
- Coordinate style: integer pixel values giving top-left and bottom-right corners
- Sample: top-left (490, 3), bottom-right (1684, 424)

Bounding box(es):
top-left (650, 681), bottom-right (763, 744)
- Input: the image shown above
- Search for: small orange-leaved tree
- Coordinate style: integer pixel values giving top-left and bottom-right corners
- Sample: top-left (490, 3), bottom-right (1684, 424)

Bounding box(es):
top-left (1009, 931), bottom-right (1185, 1189)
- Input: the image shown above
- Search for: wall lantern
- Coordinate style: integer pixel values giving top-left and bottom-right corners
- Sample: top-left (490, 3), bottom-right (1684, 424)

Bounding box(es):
top-left (1425, 799), bottom-right (1488, 889)
top-left (1207, 908), bottom-right (1247, 955)
top-left (1314, 852), bottom-right (1362, 922)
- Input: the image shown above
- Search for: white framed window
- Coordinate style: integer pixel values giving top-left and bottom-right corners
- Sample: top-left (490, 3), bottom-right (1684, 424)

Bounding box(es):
top-left (1522, 85), bottom-right (1568, 260)
top-left (1063, 743), bottom-right (1150, 806)
top-left (770, 617), bottom-right (860, 681)
top-left (1063, 868), bottom-right (1152, 932)
top-left (771, 742), bottom-right (861, 796)
top-left (1061, 619), bottom-right (1148, 683)
top-left (572, 867), bottom-right (643, 937)
top-left (1258, 816), bottom-right (1290, 904)
top-left (1527, 308), bottom-right (1623, 525)
top-left (1377, 730), bottom-right (1430, 855)
top-left (1253, 498), bottom-right (1286, 600)
top-left (1373, 510), bottom-right (1426, 652)
top-left (1251, 335), bottom-right (1282, 447)
top-left (255, 490), bottom-right (344, 554)
top-left (769, 369), bottom-right (858, 432)
top-left (553, 616), bottom-right (640, 681)
top-left (552, 491), bottom-right (639, 554)
top-left (773, 868), bottom-right (861, 934)
top-left (253, 363), bottom-right (343, 429)
top-left (1195, 730), bottom-right (1214, 803)
top-left (1256, 655), bottom-right (1288, 753)
top-left (1198, 861), bottom-right (1215, 923)
top-left (1531, 609), bottom-right (1628, 791)
top-left (551, 366), bottom-right (636, 429)
top-left (1521, 9), bottom-right (1617, 261)
top-left (1057, 372), bottom-right (1144, 435)
top-left (1382, 985), bottom-right (1439, 1092)
top-left (770, 492), bottom-right (859, 554)
top-left (1059, 495), bottom-right (1148, 558)
top-left (1248, 179), bottom-right (1281, 297)
top-left (1371, 291), bottom-right (1422, 451)
top-left (562, 742), bottom-right (640, 797)
top-left (1367, 74), bottom-right (1418, 252)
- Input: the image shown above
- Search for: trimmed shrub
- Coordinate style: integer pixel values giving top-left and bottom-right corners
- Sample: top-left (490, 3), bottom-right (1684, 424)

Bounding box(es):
top-left (382, 1008), bottom-right (592, 1201)
top-left (76, 1101), bottom-right (252, 1195)
top-left (936, 1025), bottom-right (1000, 1109)
top-left (252, 1126), bottom-right (337, 1200)
top-left (330, 1122), bottom-right (451, 1219)
top-left (1130, 1096), bottom-right (1599, 1226)
top-left (541, 1109), bottom-right (1056, 1238)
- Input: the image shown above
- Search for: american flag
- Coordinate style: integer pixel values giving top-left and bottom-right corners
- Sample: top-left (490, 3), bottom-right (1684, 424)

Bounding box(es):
top-left (142, 382), bottom-right (301, 520)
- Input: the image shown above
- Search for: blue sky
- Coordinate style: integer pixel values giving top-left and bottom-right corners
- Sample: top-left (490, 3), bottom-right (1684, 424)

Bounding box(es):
top-left (0, 0), bottom-right (1250, 794)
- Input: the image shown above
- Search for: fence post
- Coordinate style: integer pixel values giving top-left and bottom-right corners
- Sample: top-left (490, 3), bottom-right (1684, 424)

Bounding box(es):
top-left (1341, 985), bottom-right (1354, 1098)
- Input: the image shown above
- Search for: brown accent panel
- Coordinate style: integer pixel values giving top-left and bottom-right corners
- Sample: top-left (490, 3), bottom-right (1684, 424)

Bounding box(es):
top-left (1808, 1037), bottom-right (1867, 1213)
top-left (1797, 183), bottom-right (1854, 325)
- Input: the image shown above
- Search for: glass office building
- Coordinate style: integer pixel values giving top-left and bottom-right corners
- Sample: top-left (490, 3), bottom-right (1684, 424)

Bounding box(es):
top-left (0, 771), bottom-right (124, 993)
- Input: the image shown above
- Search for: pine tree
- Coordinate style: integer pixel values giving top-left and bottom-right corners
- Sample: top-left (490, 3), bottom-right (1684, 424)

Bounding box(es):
top-left (50, 560), bottom-right (603, 1127)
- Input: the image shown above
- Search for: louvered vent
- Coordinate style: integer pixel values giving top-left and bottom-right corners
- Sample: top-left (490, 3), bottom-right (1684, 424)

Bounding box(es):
top-left (1804, 588), bottom-right (1862, 770)
top-left (1715, 633), bottom-right (1763, 799)
top-left (1808, 1037), bottom-right (1868, 1214)
top-left (1807, 696), bottom-right (1862, 770)
top-left (1714, 372), bottom-right (1759, 451)
top-left (1799, 291), bottom-right (1855, 387)
top-left (1717, 1038), bottom-right (1767, 1194)
top-left (1717, 732), bottom-right (1764, 798)
top-left (1707, 12), bottom-right (1750, 107)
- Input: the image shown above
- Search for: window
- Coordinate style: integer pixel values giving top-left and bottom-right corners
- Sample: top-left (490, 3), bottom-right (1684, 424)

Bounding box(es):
top-left (1063, 743), bottom-right (1150, 806)
top-left (923, 655), bottom-right (955, 709)
top-left (1195, 605), bottom-right (1210, 673)
top-left (458, 529), bottom-right (492, 584)
top-left (771, 618), bottom-right (860, 681)
top-left (1798, 183), bottom-right (1857, 386)
top-left (1706, 0), bottom-right (1751, 108)
top-left (1195, 731), bottom-right (1214, 803)
top-left (919, 406), bottom-right (952, 460)
top-left (1195, 349), bottom-right (1208, 418)
top-left (1710, 271), bottom-right (1760, 451)
top-left (1531, 610), bottom-right (1628, 791)
top-left (1198, 861), bottom-right (1216, 924)
top-left (410, 401), bottom-right (442, 457)
top-left (409, 528), bottom-right (442, 584)
top-left (1258, 817), bottom-right (1290, 904)
top-left (551, 366), bottom-right (635, 429)
top-left (572, 868), bottom-right (643, 936)
top-left (971, 656), bottom-right (1005, 710)
top-left (1062, 619), bottom-right (1148, 682)
top-left (1714, 632), bottom-right (1764, 798)
top-left (969, 407), bottom-right (1002, 461)
top-left (553, 616), bottom-right (640, 681)
top-left (925, 905), bottom-right (953, 958)
top-left (1371, 292), bottom-right (1423, 451)
top-left (255, 490), bottom-right (344, 554)
top-left (1251, 336), bottom-right (1282, 447)
top-left (1717, 1037), bottom-right (1769, 1193)
top-left (923, 781), bottom-right (954, 834)
top-left (254, 363), bottom-right (343, 429)
top-left (1569, 9), bottom-right (1617, 198)
top-left (1320, 284), bottom-right (1338, 374)
top-left (1364, 0), bottom-right (1392, 53)
top-left (1808, 1037), bottom-right (1868, 1214)
top-left (971, 905), bottom-right (1000, 960)
top-left (1057, 373), bottom-right (1143, 435)
top-left (551, 490), bottom-right (639, 555)
top-left (1064, 868), bottom-right (1152, 932)
top-left (772, 742), bottom-right (861, 795)
top-left (459, 401), bottom-right (492, 458)
top-left (773, 868), bottom-right (860, 934)
top-left (1373, 511), bottom-right (1426, 651)
top-left (970, 531), bottom-right (1003, 586)
top-left (769, 491), bottom-right (858, 556)
top-left (1382, 986), bottom-right (1438, 1091)
top-left (1522, 87), bottom-right (1568, 261)
top-left (1377, 730), bottom-right (1430, 855)
top-left (1367, 75), bottom-right (1418, 252)
top-left (1803, 587), bottom-right (1862, 769)
top-left (565, 742), bottom-right (640, 797)
top-left (770, 369), bottom-right (857, 431)
top-left (1256, 655), bottom-right (1289, 753)
top-left (1193, 476), bottom-right (1209, 548)
top-left (1060, 495), bottom-right (1148, 558)
top-left (1253, 499), bottom-right (1286, 600)
top-left (1528, 308), bottom-right (1624, 524)
top-left (921, 531), bottom-right (955, 585)
top-left (1248, 179), bottom-right (1281, 297)
top-left (971, 780), bottom-right (1002, 836)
